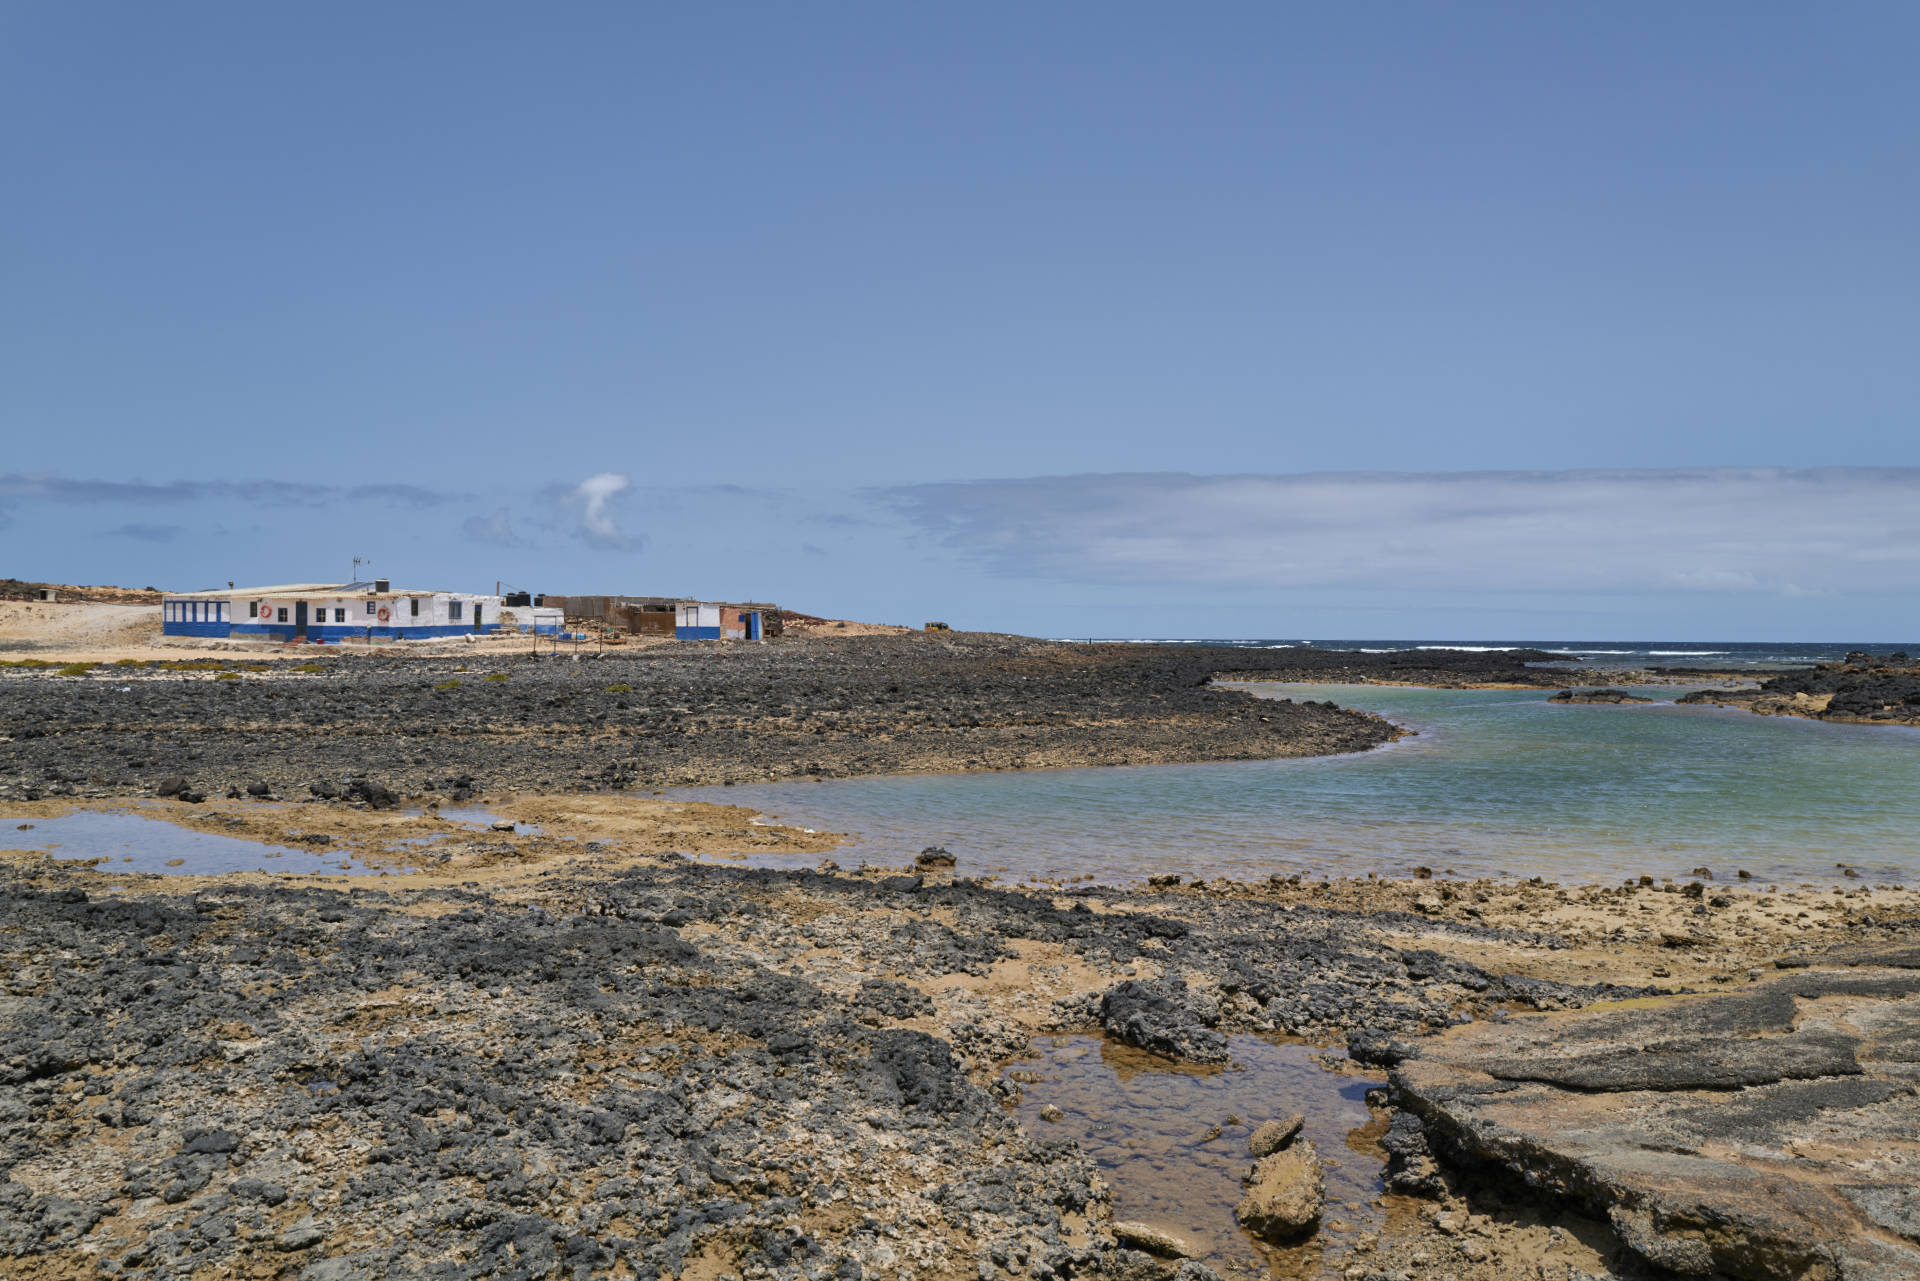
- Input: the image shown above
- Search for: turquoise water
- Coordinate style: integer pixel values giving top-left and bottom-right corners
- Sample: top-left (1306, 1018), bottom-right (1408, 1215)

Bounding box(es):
top-left (692, 684), bottom-right (1920, 886)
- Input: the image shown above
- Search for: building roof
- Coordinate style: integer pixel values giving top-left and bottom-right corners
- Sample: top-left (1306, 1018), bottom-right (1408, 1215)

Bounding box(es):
top-left (167, 583), bottom-right (476, 600)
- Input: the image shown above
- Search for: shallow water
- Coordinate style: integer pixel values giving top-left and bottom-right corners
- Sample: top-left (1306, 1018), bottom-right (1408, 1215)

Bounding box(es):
top-left (689, 685), bottom-right (1920, 885)
top-left (0, 809), bottom-right (381, 875)
top-left (1005, 1035), bottom-right (1385, 1272)
top-left (411, 803), bottom-right (544, 835)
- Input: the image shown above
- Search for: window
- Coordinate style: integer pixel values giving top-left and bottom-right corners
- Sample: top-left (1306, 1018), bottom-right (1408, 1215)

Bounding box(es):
top-left (449, 600), bottom-right (463, 621)
top-left (335, 608), bottom-right (346, 622)
top-left (366, 601), bottom-right (377, 616)
top-left (277, 607), bottom-right (288, 623)
top-left (410, 597), bottom-right (419, 618)
top-left (249, 601), bottom-right (259, 619)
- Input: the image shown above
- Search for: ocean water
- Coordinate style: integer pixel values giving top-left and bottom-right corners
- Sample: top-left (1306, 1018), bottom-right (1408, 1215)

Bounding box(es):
top-left (691, 683), bottom-right (1920, 886)
top-left (1052, 639), bottom-right (1916, 671)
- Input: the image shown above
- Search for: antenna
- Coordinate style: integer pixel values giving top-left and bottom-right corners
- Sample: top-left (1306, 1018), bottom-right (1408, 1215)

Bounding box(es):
top-left (352, 556), bottom-right (371, 582)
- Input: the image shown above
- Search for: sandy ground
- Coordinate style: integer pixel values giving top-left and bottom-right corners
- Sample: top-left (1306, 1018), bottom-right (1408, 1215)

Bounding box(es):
top-left (0, 600), bottom-right (165, 660)
top-left (782, 618), bottom-right (918, 637)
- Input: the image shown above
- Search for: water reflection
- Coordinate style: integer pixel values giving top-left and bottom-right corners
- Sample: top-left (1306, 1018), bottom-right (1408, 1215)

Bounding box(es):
top-left (1004, 1034), bottom-right (1385, 1275)
top-left (0, 809), bottom-right (380, 876)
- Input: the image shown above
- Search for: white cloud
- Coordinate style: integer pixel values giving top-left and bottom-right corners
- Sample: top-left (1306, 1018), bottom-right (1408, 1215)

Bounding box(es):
top-left (883, 468), bottom-right (1920, 595)
top-left (571, 472), bottom-right (634, 550)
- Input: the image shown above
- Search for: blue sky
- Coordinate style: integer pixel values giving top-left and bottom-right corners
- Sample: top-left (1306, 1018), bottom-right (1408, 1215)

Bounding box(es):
top-left (4, 5), bottom-right (1917, 637)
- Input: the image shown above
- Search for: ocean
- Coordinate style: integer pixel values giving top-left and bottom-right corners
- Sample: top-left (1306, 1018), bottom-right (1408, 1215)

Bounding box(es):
top-left (1054, 639), bottom-right (1916, 670)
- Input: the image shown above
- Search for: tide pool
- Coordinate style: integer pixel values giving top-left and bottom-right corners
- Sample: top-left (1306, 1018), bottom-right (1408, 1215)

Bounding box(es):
top-left (687, 684), bottom-right (1920, 886)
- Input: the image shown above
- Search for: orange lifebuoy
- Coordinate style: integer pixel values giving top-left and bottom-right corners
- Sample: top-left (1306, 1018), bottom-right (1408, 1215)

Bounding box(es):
top-left (377, 607), bottom-right (389, 622)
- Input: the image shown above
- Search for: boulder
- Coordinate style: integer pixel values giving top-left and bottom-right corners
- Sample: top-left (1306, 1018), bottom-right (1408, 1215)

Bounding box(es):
top-left (914, 846), bottom-right (956, 869)
top-left (1248, 1112), bottom-right (1304, 1157)
top-left (1235, 1139), bottom-right (1324, 1242)
top-left (1389, 962), bottom-right (1920, 1278)
top-left (1099, 978), bottom-right (1228, 1064)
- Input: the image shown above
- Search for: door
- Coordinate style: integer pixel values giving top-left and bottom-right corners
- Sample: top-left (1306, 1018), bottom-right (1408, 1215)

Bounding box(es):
top-left (473, 603), bottom-right (483, 633)
top-left (294, 601), bottom-right (308, 639)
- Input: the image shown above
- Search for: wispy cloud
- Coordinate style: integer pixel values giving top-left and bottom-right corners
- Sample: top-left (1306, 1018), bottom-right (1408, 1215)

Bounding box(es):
top-left (882, 468), bottom-right (1920, 594)
top-left (460, 509), bottom-right (522, 548)
top-left (0, 473), bottom-right (453, 507)
top-left (570, 472), bottom-right (636, 550)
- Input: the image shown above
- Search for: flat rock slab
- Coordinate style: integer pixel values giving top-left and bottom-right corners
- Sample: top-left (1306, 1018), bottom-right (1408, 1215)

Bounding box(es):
top-left (1391, 958), bottom-right (1920, 1281)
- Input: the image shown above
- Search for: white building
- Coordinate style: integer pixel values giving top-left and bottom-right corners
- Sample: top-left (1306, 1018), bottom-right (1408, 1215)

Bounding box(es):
top-left (161, 581), bottom-right (505, 643)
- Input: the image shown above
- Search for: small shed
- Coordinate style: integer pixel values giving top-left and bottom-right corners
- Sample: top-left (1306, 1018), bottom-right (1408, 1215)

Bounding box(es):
top-left (675, 602), bottom-right (764, 641)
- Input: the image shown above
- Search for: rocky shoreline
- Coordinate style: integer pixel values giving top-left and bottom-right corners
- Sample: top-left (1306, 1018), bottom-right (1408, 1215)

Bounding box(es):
top-left (1676, 652), bottom-right (1920, 728)
top-left (5, 634), bottom-right (1917, 1278)
top-left (0, 634), bottom-right (1431, 804)
top-left (3, 840), bottom-right (1912, 1280)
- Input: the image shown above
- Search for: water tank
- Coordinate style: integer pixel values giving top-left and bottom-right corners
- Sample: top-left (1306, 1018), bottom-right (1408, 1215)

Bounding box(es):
top-left (374, 578), bottom-right (390, 593)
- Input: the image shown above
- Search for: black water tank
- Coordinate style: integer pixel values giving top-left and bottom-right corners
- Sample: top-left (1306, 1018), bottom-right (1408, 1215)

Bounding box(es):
top-left (374, 578), bottom-right (390, 593)
top-left (504, 592), bottom-right (531, 607)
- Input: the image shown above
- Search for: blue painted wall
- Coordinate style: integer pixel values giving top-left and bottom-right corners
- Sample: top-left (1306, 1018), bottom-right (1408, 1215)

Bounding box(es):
top-left (675, 625), bottom-right (721, 640)
top-left (226, 622), bottom-right (503, 642)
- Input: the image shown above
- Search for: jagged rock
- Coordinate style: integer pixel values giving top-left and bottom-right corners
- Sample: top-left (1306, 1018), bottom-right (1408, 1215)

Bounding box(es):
top-left (1549, 689), bottom-right (1651, 704)
top-left (1100, 978), bottom-right (1228, 1063)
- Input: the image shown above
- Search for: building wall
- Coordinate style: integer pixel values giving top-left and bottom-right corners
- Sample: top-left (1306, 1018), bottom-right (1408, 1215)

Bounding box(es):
top-left (720, 607), bottom-right (763, 640)
top-left (501, 606), bottom-right (563, 635)
top-left (161, 599), bottom-right (231, 638)
top-left (166, 591), bottom-right (504, 641)
top-left (675, 602), bottom-right (721, 640)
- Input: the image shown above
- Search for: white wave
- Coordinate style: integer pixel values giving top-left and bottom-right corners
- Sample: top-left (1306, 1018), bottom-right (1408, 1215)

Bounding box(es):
top-left (1414, 645), bottom-right (1515, 652)
top-left (1648, 650), bottom-right (1730, 656)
